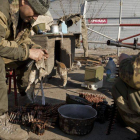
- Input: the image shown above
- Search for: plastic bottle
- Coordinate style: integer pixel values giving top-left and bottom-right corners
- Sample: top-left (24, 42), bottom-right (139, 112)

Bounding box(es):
top-left (105, 57), bottom-right (116, 82)
top-left (60, 21), bottom-right (68, 34)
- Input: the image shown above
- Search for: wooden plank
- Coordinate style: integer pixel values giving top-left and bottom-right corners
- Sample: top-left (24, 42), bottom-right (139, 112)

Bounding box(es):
top-left (74, 57), bottom-right (101, 64)
top-left (87, 59), bottom-right (101, 64)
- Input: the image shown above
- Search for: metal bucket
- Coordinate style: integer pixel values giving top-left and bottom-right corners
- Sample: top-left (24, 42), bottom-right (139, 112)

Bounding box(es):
top-left (58, 104), bottom-right (97, 135)
top-left (51, 24), bottom-right (59, 33)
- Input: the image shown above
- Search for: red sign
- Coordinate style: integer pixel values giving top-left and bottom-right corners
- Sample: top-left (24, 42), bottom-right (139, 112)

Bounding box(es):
top-left (88, 18), bottom-right (107, 24)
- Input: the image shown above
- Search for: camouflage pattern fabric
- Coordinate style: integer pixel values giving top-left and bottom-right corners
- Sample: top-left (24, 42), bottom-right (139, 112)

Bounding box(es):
top-left (119, 52), bottom-right (140, 89)
top-left (0, 0), bottom-right (45, 115)
top-left (0, 0), bottom-right (42, 94)
top-left (0, 0), bottom-right (42, 65)
top-left (112, 78), bottom-right (140, 133)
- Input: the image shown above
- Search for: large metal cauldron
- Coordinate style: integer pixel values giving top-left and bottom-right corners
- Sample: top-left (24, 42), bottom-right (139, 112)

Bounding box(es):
top-left (58, 104), bottom-right (97, 135)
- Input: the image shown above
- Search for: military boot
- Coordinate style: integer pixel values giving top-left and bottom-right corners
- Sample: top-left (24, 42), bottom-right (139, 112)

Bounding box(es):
top-left (0, 114), bottom-right (29, 140)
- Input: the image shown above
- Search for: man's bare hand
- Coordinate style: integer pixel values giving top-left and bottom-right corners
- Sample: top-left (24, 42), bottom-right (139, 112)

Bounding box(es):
top-left (42, 49), bottom-right (49, 60)
top-left (29, 48), bottom-right (49, 61)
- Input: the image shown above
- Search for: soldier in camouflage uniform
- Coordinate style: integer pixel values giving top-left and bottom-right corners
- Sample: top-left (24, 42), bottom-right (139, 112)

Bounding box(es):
top-left (0, 0), bottom-right (49, 139)
top-left (112, 53), bottom-right (140, 138)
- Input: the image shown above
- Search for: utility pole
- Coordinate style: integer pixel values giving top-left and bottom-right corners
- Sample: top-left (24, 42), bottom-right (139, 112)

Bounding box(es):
top-left (117, 0), bottom-right (122, 56)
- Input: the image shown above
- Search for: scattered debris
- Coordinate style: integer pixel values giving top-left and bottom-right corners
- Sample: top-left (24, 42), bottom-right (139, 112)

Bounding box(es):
top-left (73, 54), bottom-right (118, 71)
top-left (101, 53), bottom-right (118, 65)
top-left (73, 57), bottom-right (102, 69)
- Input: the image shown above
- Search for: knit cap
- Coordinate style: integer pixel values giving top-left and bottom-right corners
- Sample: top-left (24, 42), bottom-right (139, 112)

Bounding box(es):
top-left (27, 0), bottom-right (50, 15)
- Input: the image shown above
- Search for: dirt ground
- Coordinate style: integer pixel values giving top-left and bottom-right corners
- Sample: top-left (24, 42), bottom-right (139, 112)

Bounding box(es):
top-left (8, 48), bottom-right (139, 140)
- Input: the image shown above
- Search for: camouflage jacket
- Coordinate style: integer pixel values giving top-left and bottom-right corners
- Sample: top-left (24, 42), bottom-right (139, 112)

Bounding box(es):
top-left (119, 53), bottom-right (140, 89)
top-left (0, 0), bottom-right (37, 63)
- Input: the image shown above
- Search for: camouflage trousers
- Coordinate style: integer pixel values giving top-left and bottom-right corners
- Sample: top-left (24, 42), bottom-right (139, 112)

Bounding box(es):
top-left (5, 58), bottom-right (33, 93)
top-left (0, 57), bottom-right (8, 115)
top-left (112, 78), bottom-right (140, 133)
top-left (0, 57), bottom-right (32, 115)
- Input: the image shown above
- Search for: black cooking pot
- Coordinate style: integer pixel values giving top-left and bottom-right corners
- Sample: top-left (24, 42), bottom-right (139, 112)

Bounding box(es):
top-left (58, 104), bottom-right (97, 135)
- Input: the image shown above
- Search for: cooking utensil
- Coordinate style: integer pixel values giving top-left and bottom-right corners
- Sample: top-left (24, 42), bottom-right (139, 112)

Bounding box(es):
top-left (51, 24), bottom-right (59, 33)
top-left (58, 104), bottom-right (97, 135)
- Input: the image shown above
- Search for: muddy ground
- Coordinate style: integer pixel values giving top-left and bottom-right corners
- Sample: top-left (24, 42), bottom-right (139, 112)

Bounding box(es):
top-left (8, 48), bottom-right (139, 140)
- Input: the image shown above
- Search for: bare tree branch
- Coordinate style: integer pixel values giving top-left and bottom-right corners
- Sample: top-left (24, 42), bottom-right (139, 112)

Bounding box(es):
top-left (59, 0), bottom-right (66, 16)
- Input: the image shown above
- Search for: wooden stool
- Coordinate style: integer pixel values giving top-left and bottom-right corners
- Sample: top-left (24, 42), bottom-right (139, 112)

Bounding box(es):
top-left (6, 69), bottom-right (18, 106)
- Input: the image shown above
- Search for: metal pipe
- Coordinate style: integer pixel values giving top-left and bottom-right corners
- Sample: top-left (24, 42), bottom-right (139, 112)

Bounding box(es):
top-left (107, 40), bottom-right (140, 50)
top-left (117, 0), bottom-right (122, 56)
top-left (87, 27), bottom-right (116, 41)
top-left (83, 0), bottom-right (87, 23)
top-left (87, 24), bottom-right (140, 26)
top-left (119, 33), bottom-right (140, 42)
top-left (121, 42), bottom-right (140, 46)
top-left (87, 24), bottom-right (119, 26)
top-left (88, 41), bottom-right (106, 44)
top-left (120, 24), bottom-right (140, 26)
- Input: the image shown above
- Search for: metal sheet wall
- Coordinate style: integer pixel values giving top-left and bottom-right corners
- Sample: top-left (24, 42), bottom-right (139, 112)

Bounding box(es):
top-left (85, 0), bottom-right (140, 18)
top-left (50, 0), bottom-right (85, 20)
top-left (49, 0), bottom-right (140, 49)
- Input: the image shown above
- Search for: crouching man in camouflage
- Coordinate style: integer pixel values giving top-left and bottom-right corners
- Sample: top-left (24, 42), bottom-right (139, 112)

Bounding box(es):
top-left (0, 0), bottom-right (49, 139)
top-left (112, 53), bottom-right (140, 139)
